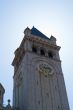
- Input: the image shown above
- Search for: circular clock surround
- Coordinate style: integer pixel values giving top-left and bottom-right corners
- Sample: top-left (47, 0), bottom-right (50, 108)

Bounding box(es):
top-left (38, 64), bottom-right (54, 77)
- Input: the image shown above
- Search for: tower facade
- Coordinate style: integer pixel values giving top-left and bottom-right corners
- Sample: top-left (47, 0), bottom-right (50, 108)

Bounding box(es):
top-left (0, 83), bottom-right (5, 109)
top-left (12, 27), bottom-right (70, 110)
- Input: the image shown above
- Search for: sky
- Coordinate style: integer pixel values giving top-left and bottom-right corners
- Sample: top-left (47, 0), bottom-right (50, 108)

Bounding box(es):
top-left (0, 0), bottom-right (73, 109)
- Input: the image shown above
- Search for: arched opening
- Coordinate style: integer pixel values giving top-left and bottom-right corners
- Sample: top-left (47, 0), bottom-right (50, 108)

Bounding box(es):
top-left (40, 49), bottom-right (45, 56)
top-left (32, 46), bottom-right (37, 53)
top-left (48, 51), bottom-right (53, 58)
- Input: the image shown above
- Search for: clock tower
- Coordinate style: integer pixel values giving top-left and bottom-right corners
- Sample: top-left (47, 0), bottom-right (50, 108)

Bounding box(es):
top-left (12, 27), bottom-right (70, 110)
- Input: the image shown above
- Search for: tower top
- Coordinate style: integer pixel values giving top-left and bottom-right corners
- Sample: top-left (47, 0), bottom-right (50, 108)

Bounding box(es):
top-left (24, 26), bottom-right (56, 42)
top-left (12, 26), bottom-right (60, 66)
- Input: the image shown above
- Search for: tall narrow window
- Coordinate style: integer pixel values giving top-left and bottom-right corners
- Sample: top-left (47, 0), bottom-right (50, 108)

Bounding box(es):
top-left (48, 51), bottom-right (53, 58)
top-left (32, 46), bottom-right (37, 53)
top-left (40, 49), bottom-right (45, 56)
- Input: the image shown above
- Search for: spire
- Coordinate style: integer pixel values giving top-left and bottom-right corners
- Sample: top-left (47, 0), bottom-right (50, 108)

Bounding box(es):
top-left (6, 99), bottom-right (12, 110)
top-left (24, 27), bottom-right (31, 36)
top-left (50, 35), bottom-right (56, 45)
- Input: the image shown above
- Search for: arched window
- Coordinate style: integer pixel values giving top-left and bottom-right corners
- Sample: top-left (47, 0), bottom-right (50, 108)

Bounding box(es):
top-left (32, 46), bottom-right (37, 53)
top-left (40, 49), bottom-right (45, 56)
top-left (48, 51), bottom-right (53, 58)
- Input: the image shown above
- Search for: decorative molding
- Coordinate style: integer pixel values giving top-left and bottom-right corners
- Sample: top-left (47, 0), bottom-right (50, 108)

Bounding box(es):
top-left (25, 36), bottom-right (60, 51)
top-left (12, 47), bottom-right (25, 67)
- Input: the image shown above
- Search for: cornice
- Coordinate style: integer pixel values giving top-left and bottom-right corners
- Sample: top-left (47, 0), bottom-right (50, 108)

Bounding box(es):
top-left (24, 36), bottom-right (61, 51)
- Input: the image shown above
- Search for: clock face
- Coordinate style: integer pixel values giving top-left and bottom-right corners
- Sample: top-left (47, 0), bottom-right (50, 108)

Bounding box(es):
top-left (39, 64), bottom-right (53, 77)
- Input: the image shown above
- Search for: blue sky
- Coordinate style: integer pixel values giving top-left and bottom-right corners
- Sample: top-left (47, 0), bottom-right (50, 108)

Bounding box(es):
top-left (0, 0), bottom-right (73, 109)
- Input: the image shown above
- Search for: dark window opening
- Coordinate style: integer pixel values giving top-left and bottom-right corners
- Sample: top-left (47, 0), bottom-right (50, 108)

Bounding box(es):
top-left (32, 46), bottom-right (37, 53)
top-left (38, 100), bottom-right (40, 105)
top-left (58, 105), bottom-right (59, 109)
top-left (48, 51), bottom-right (53, 58)
top-left (40, 49), bottom-right (45, 56)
